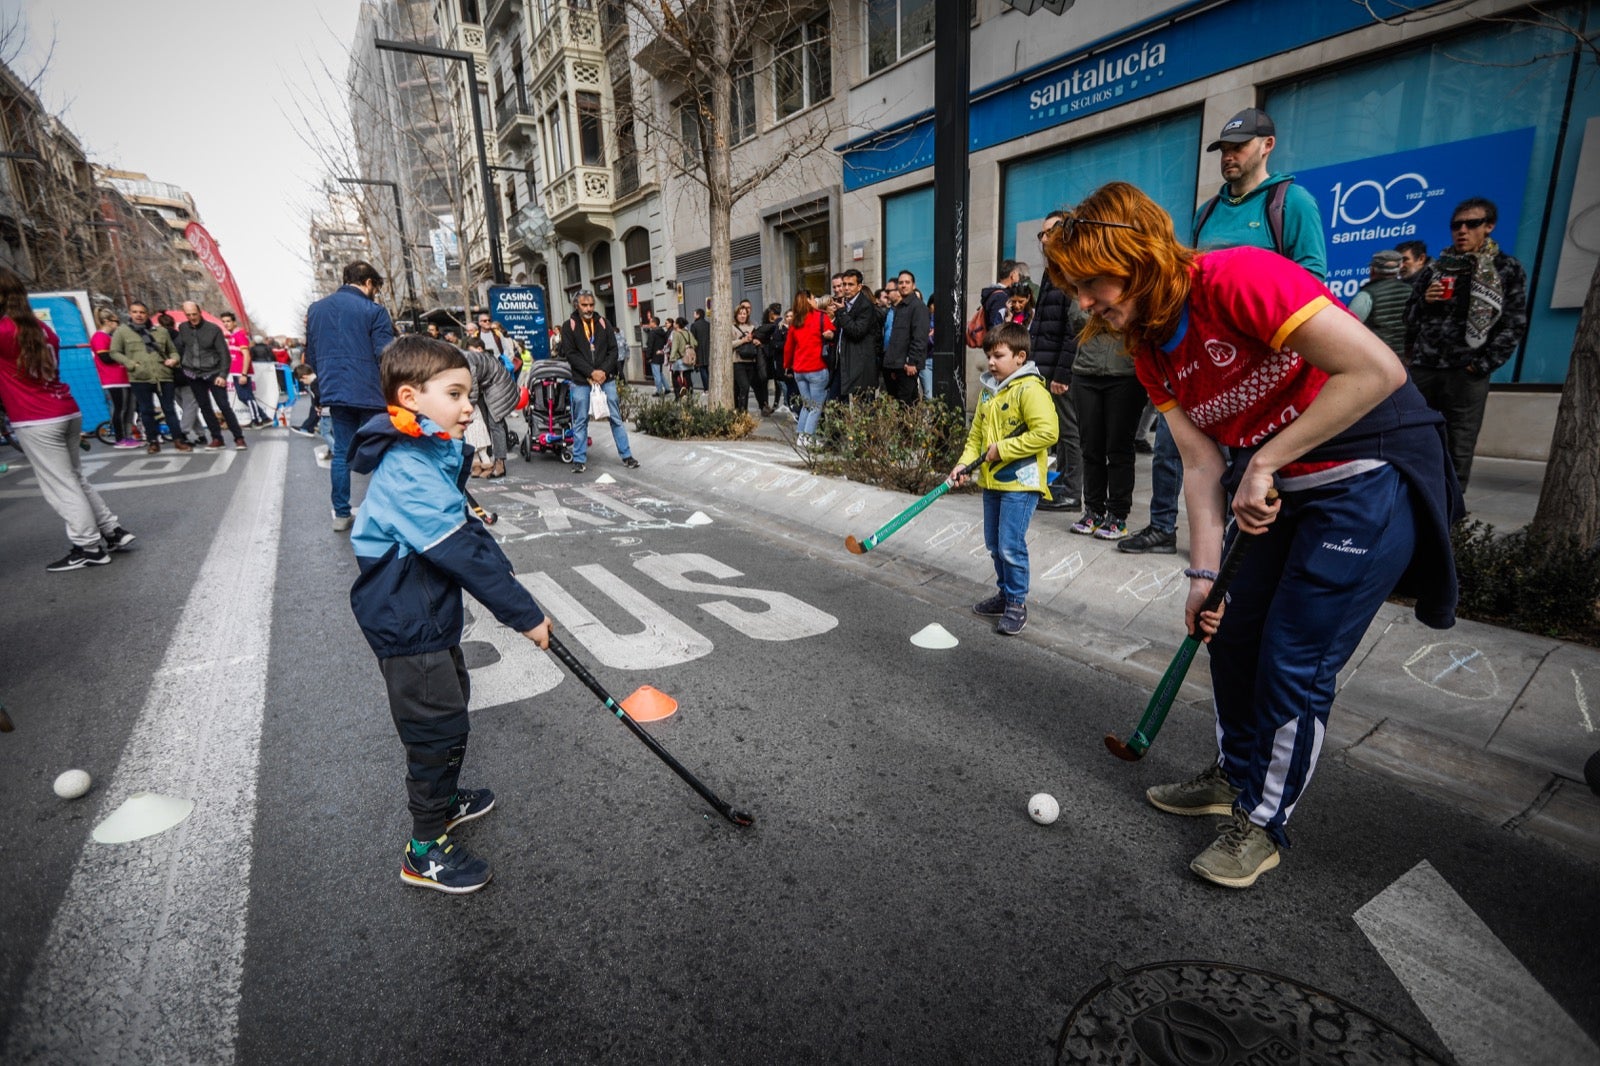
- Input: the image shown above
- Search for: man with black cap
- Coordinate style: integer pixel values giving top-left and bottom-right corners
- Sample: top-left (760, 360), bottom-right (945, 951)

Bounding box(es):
top-left (1121, 107), bottom-right (1330, 559)
top-left (1192, 107), bottom-right (1326, 279)
top-left (1348, 250), bottom-right (1410, 356)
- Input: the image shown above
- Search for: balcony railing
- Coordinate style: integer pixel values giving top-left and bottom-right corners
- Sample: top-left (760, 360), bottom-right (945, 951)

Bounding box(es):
top-left (544, 164), bottom-right (612, 222)
top-left (494, 90), bottom-right (537, 143)
top-left (530, 3), bottom-right (602, 75)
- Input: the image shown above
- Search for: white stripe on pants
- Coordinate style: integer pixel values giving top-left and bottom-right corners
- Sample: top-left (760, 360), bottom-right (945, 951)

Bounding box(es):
top-left (12, 415), bottom-right (118, 548)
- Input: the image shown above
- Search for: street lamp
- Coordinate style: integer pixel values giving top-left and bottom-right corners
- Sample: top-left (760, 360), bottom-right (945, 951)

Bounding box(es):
top-left (373, 37), bottom-right (506, 286)
top-left (337, 176), bottom-right (421, 332)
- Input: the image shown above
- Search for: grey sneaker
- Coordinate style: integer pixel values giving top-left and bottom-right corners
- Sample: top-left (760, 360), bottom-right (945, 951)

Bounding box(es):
top-left (332, 514), bottom-right (353, 532)
top-left (996, 601), bottom-right (1027, 636)
top-left (1190, 808), bottom-right (1280, 888)
top-left (972, 593), bottom-right (1007, 617)
top-left (1146, 763), bottom-right (1238, 816)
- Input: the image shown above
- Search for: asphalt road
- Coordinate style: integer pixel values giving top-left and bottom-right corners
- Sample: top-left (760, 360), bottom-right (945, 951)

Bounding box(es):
top-left (1, 431), bottom-right (1595, 1064)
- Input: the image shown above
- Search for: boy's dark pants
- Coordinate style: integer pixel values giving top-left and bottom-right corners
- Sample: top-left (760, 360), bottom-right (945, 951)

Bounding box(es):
top-left (380, 646), bottom-right (471, 840)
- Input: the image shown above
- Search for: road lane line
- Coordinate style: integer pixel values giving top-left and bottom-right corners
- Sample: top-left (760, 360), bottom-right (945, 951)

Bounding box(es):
top-left (6, 440), bottom-right (286, 1064)
top-left (1354, 859), bottom-right (1600, 1066)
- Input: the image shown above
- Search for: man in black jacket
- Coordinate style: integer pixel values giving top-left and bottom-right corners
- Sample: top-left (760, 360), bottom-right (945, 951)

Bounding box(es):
top-left (558, 291), bottom-right (639, 474)
top-left (1028, 219), bottom-right (1081, 510)
top-left (834, 268), bottom-right (881, 400)
top-left (176, 301), bottom-right (247, 449)
top-left (882, 271), bottom-right (929, 405)
top-left (689, 309), bottom-right (711, 391)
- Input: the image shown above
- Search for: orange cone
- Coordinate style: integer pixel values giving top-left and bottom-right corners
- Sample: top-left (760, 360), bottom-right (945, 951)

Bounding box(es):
top-left (620, 685), bottom-right (678, 722)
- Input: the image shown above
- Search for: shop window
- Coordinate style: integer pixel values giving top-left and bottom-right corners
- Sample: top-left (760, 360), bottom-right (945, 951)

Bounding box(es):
top-left (882, 185), bottom-right (933, 295)
top-left (623, 227), bottom-right (653, 284)
top-left (1001, 110), bottom-right (1202, 267)
top-left (774, 16), bottom-right (830, 120)
top-left (867, 0), bottom-right (933, 75)
top-left (1262, 10), bottom-right (1591, 384)
top-left (576, 91), bottom-right (606, 166)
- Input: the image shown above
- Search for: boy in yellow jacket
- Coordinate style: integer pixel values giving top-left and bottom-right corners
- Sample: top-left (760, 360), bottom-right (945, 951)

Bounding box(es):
top-left (952, 322), bottom-right (1060, 635)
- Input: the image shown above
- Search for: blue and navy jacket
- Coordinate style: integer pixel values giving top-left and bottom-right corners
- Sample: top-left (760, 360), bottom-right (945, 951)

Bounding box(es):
top-left (303, 284), bottom-right (394, 410)
top-left (348, 408), bottom-right (544, 659)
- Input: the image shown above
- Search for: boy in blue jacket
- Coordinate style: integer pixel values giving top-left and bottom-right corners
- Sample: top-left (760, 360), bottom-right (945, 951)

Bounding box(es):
top-left (349, 336), bottom-right (551, 894)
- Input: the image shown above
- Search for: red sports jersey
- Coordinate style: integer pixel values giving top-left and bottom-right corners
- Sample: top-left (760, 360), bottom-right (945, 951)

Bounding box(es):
top-left (1136, 247), bottom-right (1361, 484)
top-left (0, 319), bottom-right (76, 425)
top-left (227, 328), bottom-right (250, 375)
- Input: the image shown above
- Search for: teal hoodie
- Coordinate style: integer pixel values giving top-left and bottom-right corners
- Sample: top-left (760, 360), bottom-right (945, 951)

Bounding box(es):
top-left (1193, 173), bottom-right (1327, 281)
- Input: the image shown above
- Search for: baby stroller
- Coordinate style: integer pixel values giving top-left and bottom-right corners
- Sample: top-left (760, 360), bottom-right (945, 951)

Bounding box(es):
top-left (519, 358), bottom-right (589, 464)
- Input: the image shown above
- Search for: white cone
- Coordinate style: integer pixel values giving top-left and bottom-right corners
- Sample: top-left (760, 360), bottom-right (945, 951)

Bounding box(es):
top-left (92, 793), bottom-right (195, 844)
top-left (910, 623), bottom-right (959, 649)
top-left (685, 511), bottom-right (713, 526)
top-left (595, 473), bottom-right (617, 484)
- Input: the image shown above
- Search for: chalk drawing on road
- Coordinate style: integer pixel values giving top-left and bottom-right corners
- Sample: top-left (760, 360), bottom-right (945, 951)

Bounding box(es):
top-left (969, 542), bottom-right (990, 558)
top-left (1575, 669), bottom-right (1593, 733)
top-left (1040, 552), bottom-right (1085, 581)
top-left (786, 480), bottom-right (815, 498)
top-left (736, 466), bottom-right (760, 484)
top-left (712, 461), bottom-right (737, 478)
top-left (809, 489), bottom-right (838, 509)
top-left (1403, 643), bottom-right (1500, 701)
top-left (1118, 566), bottom-right (1184, 602)
top-left (761, 472), bottom-right (802, 493)
top-left (611, 536), bottom-right (642, 546)
top-left (845, 497), bottom-right (866, 518)
top-left (926, 522), bottom-right (972, 549)
top-left (628, 549), bottom-right (660, 559)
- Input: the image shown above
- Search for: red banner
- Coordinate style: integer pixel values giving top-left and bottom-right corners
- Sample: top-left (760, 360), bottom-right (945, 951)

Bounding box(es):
top-left (183, 222), bottom-right (250, 331)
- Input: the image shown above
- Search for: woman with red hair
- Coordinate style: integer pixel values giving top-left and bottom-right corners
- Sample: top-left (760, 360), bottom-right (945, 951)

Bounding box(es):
top-left (1045, 181), bottom-right (1461, 888)
top-left (0, 268), bottom-right (136, 570)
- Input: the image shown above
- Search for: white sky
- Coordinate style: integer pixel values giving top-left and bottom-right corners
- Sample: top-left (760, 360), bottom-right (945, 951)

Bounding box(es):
top-left (5, 0), bottom-right (361, 334)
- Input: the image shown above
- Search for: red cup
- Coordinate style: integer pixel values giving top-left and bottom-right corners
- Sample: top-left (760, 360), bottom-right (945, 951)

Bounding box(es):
top-left (1437, 275), bottom-right (1457, 300)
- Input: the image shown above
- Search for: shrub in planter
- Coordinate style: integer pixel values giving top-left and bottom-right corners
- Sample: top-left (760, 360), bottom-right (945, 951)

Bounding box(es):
top-left (797, 392), bottom-right (967, 496)
top-left (1451, 520), bottom-right (1600, 641)
top-left (631, 395), bottom-right (756, 440)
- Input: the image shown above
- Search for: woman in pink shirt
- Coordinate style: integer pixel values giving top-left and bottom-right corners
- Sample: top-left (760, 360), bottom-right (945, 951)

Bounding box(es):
top-left (0, 268), bottom-right (135, 571)
top-left (91, 306), bottom-right (138, 447)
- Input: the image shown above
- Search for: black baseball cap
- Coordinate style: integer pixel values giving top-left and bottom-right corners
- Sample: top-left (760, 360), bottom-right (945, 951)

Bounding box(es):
top-left (1207, 108), bottom-right (1275, 151)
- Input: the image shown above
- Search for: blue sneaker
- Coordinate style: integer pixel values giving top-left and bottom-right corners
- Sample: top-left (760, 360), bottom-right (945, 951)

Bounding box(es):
top-left (444, 786), bottom-right (495, 831)
top-left (400, 835), bottom-right (492, 894)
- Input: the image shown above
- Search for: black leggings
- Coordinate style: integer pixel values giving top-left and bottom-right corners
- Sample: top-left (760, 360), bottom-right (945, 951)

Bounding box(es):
top-left (1073, 374), bottom-right (1146, 520)
top-left (734, 361), bottom-right (764, 412)
top-left (105, 387), bottom-right (135, 439)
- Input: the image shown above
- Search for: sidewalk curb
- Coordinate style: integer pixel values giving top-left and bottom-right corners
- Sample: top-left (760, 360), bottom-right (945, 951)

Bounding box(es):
top-left (614, 430), bottom-right (1600, 864)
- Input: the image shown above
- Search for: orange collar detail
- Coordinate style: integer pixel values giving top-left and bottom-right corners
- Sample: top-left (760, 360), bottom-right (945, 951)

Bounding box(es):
top-left (387, 405), bottom-right (452, 440)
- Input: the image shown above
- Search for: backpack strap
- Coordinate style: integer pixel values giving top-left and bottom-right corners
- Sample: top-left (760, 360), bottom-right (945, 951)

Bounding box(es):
top-left (1265, 178), bottom-right (1292, 259)
top-left (1192, 196), bottom-right (1219, 245)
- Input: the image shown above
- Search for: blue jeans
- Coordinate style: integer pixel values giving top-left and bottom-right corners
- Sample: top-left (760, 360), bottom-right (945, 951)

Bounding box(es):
top-left (649, 363), bottom-right (669, 395)
top-left (330, 405), bottom-right (384, 517)
top-left (1150, 414), bottom-right (1182, 534)
top-left (982, 489), bottom-right (1039, 605)
top-left (793, 370), bottom-right (829, 435)
top-left (1208, 465), bottom-right (1416, 844)
top-left (568, 379), bottom-right (633, 464)
top-left (918, 363), bottom-right (933, 401)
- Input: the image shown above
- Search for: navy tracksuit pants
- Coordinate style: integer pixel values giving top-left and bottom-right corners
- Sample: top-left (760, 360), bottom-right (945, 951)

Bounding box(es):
top-left (1207, 464), bottom-right (1416, 845)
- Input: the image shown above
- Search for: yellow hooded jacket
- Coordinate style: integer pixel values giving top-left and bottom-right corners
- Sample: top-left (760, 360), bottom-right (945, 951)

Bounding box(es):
top-left (957, 361), bottom-right (1059, 496)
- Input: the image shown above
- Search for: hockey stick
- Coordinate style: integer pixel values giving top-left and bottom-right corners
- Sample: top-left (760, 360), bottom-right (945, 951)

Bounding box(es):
top-left (464, 489), bottom-right (497, 526)
top-left (845, 423), bottom-right (1031, 555)
top-left (546, 635), bottom-right (754, 827)
top-left (1104, 492), bottom-right (1275, 762)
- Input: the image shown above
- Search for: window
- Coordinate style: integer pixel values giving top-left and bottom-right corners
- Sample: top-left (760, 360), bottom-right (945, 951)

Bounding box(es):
top-left (731, 59), bottom-right (756, 144)
top-left (576, 91), bottom-right (606, 166)
top-left (774, 16), bottom-right (830, 120)
top-left (867, 0), bottom-right (933, 75)
top-left (562, 252), bottom-right (582, 287)
top-left (622, 226), bottom-right (653, 284)
top-left (545, 104), bottom-right (568, 176)
top-left (459, 0), bottom-right (480, 23)
top-left (678, 99), bottom-right (702, 166)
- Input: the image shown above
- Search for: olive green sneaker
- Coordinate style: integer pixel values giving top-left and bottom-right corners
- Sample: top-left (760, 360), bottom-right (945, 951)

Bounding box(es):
top-left (1190, 808), bottom-right (1280, 889)
top-left (1145, 763), bottom-right (1239, 816)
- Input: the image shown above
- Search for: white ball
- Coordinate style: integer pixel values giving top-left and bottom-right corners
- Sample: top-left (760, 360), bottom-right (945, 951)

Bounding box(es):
top-left (1028, 792), bottom-right (1059, 825)
top-left (53, 769), bottom-right (92, 800)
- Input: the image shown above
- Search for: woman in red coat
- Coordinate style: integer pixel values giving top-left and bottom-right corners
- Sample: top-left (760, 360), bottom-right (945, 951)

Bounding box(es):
top-left (782, 290), bottom-right (834, 445)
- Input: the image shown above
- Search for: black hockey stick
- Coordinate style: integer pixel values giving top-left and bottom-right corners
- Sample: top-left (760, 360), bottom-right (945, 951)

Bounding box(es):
top-left (546, 635), bottom-right (754, 827)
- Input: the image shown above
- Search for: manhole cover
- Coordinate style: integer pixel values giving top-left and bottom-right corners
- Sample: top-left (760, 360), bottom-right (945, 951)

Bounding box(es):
top-left (1055, 961), bottom-right (1442, 1065)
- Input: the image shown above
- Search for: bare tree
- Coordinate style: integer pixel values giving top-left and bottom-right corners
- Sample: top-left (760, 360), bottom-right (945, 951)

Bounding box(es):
top-left (1353, 0), bottom-right (1600, 547)
top-left (623, 0), bottom-right (843, 409)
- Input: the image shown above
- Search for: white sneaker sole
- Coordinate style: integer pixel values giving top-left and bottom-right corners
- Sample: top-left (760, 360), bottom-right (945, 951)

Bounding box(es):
top-left (1146, 791), bottom-right (1237, 817)
top-left (400, 867), bottom-right (492, 894)
top-left (1191, 848), bottom-right (1280, 888)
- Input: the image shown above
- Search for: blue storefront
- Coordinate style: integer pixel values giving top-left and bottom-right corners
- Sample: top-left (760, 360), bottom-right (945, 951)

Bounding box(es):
top-left (847, 0), bottom-right (1598, 385)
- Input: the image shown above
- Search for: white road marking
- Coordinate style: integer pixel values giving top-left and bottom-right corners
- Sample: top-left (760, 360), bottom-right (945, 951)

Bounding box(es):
top-left (1355, 860), bottom-right (1600, 1066)
top-left (524, 564), bottom-right (713, 669)
top-left (6, 440), bottom-right (285, 1064)
top-left (459, 593), bottom-right (564, 709)
top-left (633, 553), bottom-right (838, 641)
top-left (1575, 669), bottom-right (1593, 734)
top-left (573, 486), bottom-right (654, 522)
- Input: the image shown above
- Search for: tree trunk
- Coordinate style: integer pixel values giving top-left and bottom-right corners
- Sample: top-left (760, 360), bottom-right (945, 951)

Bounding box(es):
top-left (704, 0), bottom-right (735, 410)
top-left (1532, 255), bottom-right (1600, 549)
